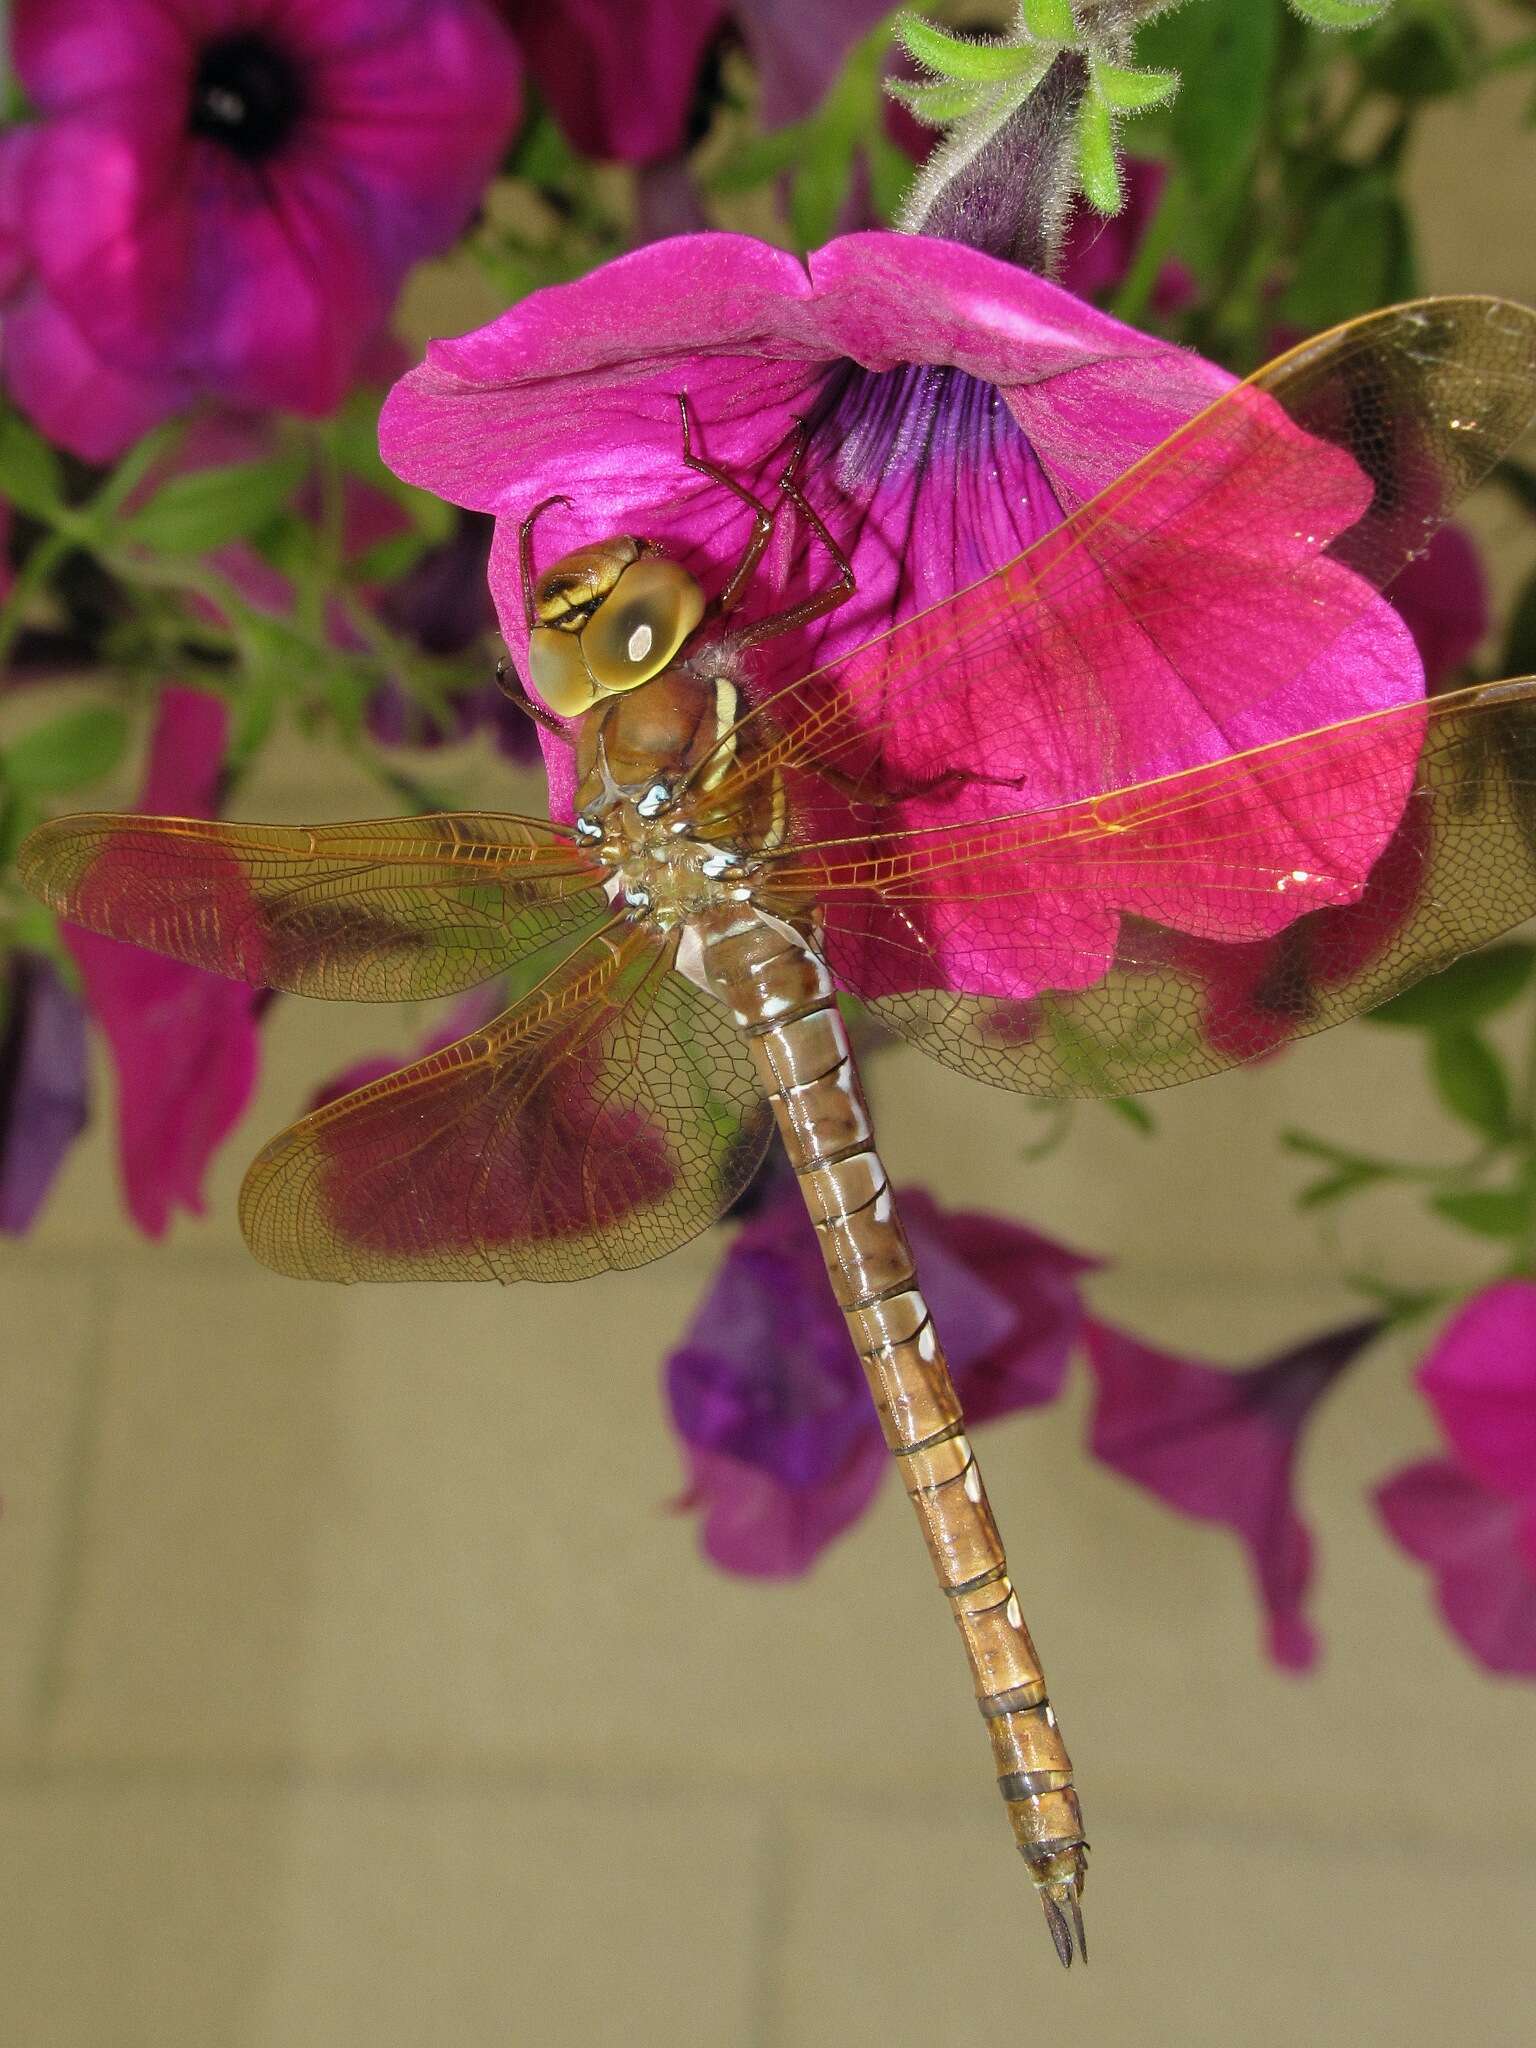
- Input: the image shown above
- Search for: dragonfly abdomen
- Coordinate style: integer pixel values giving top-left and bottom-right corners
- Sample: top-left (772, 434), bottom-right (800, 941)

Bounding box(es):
top-left (696, 904), bottom-right (1089, 1966)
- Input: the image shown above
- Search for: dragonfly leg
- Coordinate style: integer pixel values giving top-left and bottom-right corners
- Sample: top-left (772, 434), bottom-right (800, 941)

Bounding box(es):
top-left (519, 494), bottom-right (574, 632)
top-left (494, 656), bottom-right (576, 746)
top-left (699, 904), bottom-right (1089, 1967)
top-left (676, 393), bottom-right (778, 621)
top-left (730, 423), bottom-right (856, 653)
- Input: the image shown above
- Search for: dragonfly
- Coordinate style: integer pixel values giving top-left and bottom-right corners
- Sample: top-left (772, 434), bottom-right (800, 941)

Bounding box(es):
top-left (20, 294), bottom-right (1536, 1969)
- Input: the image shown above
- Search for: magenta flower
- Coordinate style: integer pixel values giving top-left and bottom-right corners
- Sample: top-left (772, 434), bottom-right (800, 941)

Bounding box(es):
top-left (668, 1156), bottom-right (1095, 1576)
top-left (1, 0), bottom-right (522, 459)
top-left (1376, 1283), bottom-right (1536, 1676)
top-left (1388, 523), bottom-right (1489, 691)
top-left (499, 0), bottom-right (893, 165)
top-left (62, 688), bottom-right (265, 1237)
top-left (382, 230), bottom-right (1424, 1004)
top-left (1085, 1317), bottom-right (1382, 1670)
top-left (0, 950), bottom-right (90, 1234)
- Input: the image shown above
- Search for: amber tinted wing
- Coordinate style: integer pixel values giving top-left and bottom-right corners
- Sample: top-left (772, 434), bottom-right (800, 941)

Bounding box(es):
top-left (766, 679), bottom-right (1536, 1097)
top-left (18, 812), bottom-right (609, 1001)
top-left (239, 921), bottom-right (773, 1281)
top-left (701, 296), bottom-right (1536, 813)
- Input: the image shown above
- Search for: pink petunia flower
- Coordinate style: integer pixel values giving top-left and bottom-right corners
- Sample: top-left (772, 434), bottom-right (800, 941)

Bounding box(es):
top-left (668, 1155), bottom-right (1095, 1577)
top-left (497, 0), bottom-right (894, 166)
top-left (381, 230), bottom-right (1424, 1005)
top-left (1, 0), bottom-right (522, 460)
top-left (63, 687), bottom-right (265, 1237)
top-left (1376, 1283), bottom-right (1536, 1675)
top-left (1085, 1316), bottom-right (1383, 1670)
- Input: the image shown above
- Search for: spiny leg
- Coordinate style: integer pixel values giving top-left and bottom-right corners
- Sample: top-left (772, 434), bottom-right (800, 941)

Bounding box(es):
top-left (494, 655), bottom-right (576, 745)
top-left (676, 392), bottom-right (779, 621)
top-left (732, 422), bottom-right (856, 652)
top-left (519, 494), bottom-right (574, 632)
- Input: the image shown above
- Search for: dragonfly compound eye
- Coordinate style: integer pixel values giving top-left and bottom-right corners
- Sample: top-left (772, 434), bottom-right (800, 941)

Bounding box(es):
top-left (581, 557), bottom-right (704, 694)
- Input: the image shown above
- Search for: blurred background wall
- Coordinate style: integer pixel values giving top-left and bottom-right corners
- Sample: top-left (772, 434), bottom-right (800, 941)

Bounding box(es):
top-left (2, 47), bottom-right (1534, 2048)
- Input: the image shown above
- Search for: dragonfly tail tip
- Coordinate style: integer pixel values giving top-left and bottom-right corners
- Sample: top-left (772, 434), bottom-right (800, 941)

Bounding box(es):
top-left (1039, 1883), bottom-right (1087, 1969)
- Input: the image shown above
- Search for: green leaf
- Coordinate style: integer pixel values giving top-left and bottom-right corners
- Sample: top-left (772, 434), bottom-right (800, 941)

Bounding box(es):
top-left (0, 409), bottom-right (66, 520)
top-left (120, 455), bottom-right (306, 553)
top-left (0, 789), bottom-right (44, 870)
top-left (894, 14), bottom-right (1039, 84)
top-left (1289, 0), bottom-right (1392, 29)
top-left (1077, 89), bottom-right (1122, 213)
top-left (1501, 562), bottom-right (1536, 679)
top-left (1140, 0), bottom-right (1277, 213)
top-left (1430, 1188), bottom-right (1531, 1239)
top-left (2, 705), bottom-right (130, 795)
top-left (1105, 1093), bottom-right (1155, 1134)
top-left (1361, 14), bottom-right (1473, 97)
top-left (1093, 62), bottom-right (1177, 113)
top-left (885, 74), bottom-right (996, 125)
top-left (1283, 175), bottom-right (1414, 327)
top-left (1429, 1026), bottom-right (1511, 1139)
top-left (1021, 0), bottom-right (1075, 38)
top-left (1298, 1162), bottom-right (1387, 1209)
top-left (1368, 944), bottom-right (1535, 1029)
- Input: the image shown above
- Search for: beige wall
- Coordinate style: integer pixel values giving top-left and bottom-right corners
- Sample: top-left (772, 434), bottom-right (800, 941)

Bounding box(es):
top-left (3, 60), bottom-right (1535, 2048)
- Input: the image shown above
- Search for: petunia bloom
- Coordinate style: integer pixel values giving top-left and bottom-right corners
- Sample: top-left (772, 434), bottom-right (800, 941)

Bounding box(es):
top-left (1, 0), bottom-right (522, 459)
top-left (498, 0), bottom-right (894, 166)
top-left (1376, 1282), bottom-right (1536, 1676)
top-left (62, 688), bottom-right (266, 1237)
top-left (1085, 1316), bottom-right (1383, 1670)
top-left (0, 949), bottom-right (90, 1235)
top-left (382, 229), bottom-right (1424, 1007)
top-left (668, 1155), bottom-right (1095, 1576)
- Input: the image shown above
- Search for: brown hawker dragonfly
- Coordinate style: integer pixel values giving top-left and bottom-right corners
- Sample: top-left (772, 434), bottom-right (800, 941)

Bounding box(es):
top-left (20, 296), bottom-right (1536, 1966)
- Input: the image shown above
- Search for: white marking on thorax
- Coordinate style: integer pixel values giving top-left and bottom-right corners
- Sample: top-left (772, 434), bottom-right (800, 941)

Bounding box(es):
top-left (963, 1460), bottom-right (983, 1505)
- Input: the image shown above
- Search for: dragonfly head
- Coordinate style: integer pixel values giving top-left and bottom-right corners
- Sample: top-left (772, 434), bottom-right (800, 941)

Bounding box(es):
top-left (527, 536), bottom-right (705, 718)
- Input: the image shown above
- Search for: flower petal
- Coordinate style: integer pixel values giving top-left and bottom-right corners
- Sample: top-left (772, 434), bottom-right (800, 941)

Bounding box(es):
top-left (0, 952), bottom-right (90, 1236)
top-left (1417, 1282), bottom-right (1536, 1506)
top-left (675, 1436), bottom-right (888, 1579)
top-left (1086, 1317), bottom-right (1381, 1670)
top-left (1376, 1458), bottom-right (1536, 1678)
top-left (501, 0), bottom-right (724, 163)
top-left (64, 689), bottom-right (265, 1238)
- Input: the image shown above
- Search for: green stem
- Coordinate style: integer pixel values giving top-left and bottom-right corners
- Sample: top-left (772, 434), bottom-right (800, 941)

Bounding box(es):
top-left (0, 532), bottom-right (73, 670)
top-left (1107, 167), bottom-right (1184, 327)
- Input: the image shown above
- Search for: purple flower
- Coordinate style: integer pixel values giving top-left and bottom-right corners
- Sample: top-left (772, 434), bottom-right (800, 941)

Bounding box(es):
top-left (668, 1156), bottom-right (1094, 1577)
top-left (381, 229), bottom-right (1423, 1004)
top-left (1085, 1317), bottom-right (1382, 1670)
top-left (62, 688), bottom-right (265, 1237)
top-left (1375, 1283), bottom-right (1536, 1676)
top-left (0, 950), bottom-right (90, 1235)
top-left (498, 0), bottom-right (893, 166)
top-left (1388, 523), bottom-right (1489, 691)
top-left (1, 0), bottom-right (522, 459)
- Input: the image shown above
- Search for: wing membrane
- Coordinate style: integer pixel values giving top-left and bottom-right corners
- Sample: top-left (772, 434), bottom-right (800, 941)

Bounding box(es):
top-left (239, 921), bottom-right (774, 1281)
top-left (772, 678), bottom-right (1536, 1096)
top-left (18, 811), bottom-right (610, 1001)
top-left (705, 297), bottom-right (1536, 814)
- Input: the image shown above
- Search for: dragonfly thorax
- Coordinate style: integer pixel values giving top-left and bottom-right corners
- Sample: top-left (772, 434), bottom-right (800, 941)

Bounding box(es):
top-left (590, 796), bottom-right (759, 929)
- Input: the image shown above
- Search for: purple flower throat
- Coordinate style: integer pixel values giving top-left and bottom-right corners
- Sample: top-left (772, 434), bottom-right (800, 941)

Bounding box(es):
top-left (189, 31), bottom-right (307, 162)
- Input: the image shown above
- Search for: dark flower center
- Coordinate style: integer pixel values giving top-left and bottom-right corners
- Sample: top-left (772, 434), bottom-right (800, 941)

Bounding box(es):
top-left (188, 32), bottom-right (307, 162)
